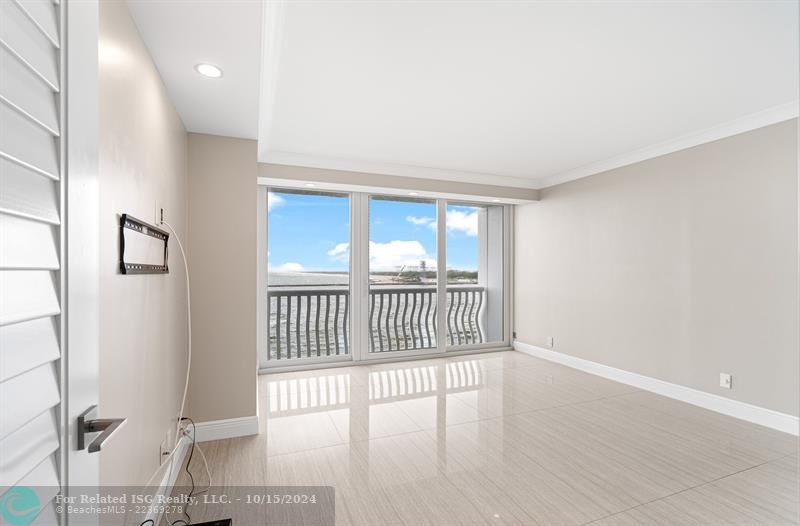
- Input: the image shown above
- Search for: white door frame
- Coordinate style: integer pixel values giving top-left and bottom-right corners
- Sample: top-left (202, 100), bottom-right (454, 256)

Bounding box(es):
top-left (64, 0), bottom-right (101, 495)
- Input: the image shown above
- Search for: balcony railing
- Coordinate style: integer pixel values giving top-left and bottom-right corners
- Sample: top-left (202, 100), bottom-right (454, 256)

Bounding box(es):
top-left (267, 285), bottom-right (486, 360)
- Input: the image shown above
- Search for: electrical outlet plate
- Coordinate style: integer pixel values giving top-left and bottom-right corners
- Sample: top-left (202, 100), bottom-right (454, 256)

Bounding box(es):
top-left (159, 435), bottom-right (170, 465)
top-left (719, 373), bottom-right (732, 389)
top-left (154, 200), bottom-right (164, 225)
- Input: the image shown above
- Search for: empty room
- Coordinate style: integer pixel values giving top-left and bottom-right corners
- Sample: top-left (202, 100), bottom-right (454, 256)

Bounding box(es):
top-left (1, 0), bottom-right (798, 525)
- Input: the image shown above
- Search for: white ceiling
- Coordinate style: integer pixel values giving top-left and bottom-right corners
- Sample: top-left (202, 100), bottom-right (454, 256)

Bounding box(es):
top-left (127, 0), bottom-right (262, 139)
top-left (129, 1), bottom-right (798, 189)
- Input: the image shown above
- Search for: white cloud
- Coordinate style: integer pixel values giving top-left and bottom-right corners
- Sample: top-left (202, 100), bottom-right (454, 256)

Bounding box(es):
top-left (267, 192), bottom-right (284, 212)
top-left (271, 262), bottom-right (304, 273)
top-left (446, 208), bottom-right (479, 236)
top-left (327, 242), bottom-right (350, 262)
top-left (369, 240), bottom-right (435, 271)
top-left (406, 210), bottom-right (479, 236)
top-left (328, 240), bottom-right (434, 270)
top-left (406, 215), bottom-right (434, 226)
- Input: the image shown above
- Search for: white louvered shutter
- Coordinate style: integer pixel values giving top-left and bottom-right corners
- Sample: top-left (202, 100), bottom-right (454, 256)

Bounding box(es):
top-left (0, 0), bottom-right (65, 522)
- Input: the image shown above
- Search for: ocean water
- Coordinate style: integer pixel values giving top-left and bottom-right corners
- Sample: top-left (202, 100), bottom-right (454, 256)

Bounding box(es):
top-left (268, 271), bottom-right (349, 287)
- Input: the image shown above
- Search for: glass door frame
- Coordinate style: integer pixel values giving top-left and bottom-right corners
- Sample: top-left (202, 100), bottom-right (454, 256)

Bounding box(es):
top-left (443, 200), bottom-right (512, 353)
top-left (353, 195), bottom-right (446, 362)
top-left (258, 185), bottom-right (512, 371)
top-left (259, 186), bottom-right (356, 369)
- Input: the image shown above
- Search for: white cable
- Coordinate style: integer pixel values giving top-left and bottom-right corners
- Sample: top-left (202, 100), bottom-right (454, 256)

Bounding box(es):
top-left (160, 220), bottom-right (191, 450)
top-left (158, 220), bottom-right (213, 503)
top-left (185, 423), bottom-right (213, 494)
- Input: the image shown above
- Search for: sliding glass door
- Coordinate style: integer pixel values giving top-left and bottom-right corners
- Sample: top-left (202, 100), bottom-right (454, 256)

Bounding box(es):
top-left (265, 189), bottom-right (351, 365)
top-left (367, 196), bottom-right (438, 356)
top-left (445, 202), bottom-right (506, 348)
top-left (260, 187), bottom-right (509, 369)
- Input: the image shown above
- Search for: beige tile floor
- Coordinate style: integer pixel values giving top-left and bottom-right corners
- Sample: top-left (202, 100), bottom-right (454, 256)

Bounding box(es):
top-left (184, 351), bottom-right (799, 525)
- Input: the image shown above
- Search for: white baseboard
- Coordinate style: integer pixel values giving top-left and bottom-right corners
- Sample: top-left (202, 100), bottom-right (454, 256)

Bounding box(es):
top-left (513, 341), bottom-right (799, 436)
top-left (193, 415), bottom-right (260, 443)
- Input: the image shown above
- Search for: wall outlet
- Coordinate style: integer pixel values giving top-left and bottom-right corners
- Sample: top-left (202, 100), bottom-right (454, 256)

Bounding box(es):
top-left (546, 336), bottom-right (554, 348)
top-left (159, 435), bottom-right (170, 465)
top-left (154, 201), bottom-right (165, 226)
top-left (719, 373), bottom-right (732, 389)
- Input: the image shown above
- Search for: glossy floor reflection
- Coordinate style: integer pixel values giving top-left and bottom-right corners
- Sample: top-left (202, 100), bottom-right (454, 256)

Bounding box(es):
top-left (192, 351), bottom-right (799, 525)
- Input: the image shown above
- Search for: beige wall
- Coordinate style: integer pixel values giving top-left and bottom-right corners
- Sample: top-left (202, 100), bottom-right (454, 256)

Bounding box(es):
top-left (99, 1), bottom-right (189, 485)
top-left (186, 134), bottom-right (259, 422)
top-left (514, 119), bottom-right (799, 416)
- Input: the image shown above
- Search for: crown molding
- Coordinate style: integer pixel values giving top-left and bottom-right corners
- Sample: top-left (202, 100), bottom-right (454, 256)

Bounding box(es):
top-left (537, 101), bottom-right (800, 189)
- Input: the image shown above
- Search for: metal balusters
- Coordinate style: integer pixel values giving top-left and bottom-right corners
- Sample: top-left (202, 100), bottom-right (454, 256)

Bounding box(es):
top-left (474, 288), bottom-right (484, 343)
top-left (376, 293), bottom-right (384, 352)
top-left (333, 294), bottom-right (340, 355)
top-left (465, 290), bottom-right (476, 344)
top-left (295, 295), bottom-right (301, 359)
top-left (392, 294), bottom-right (401, 351)
top-left (385, 292), bottom-right (393, 351)
top-left (446, 291), bottom-right (455, 345)
top-left (454, 291), bottom-right (464, 345)
top-left (343, 293), bottom-right (349, 354)
top-left (267, 286), bottom-right (486, 360)
top-left (401, 292), bottom-right (409, 350)
top-left (325, 294), bottom-right (331, 356)
top-left (315, 295), bottom-right (321, 356)
top-left (423, 290), bottom-right (433, 347)
top-left (409, 292), bottom-right (418, 349)
top-left (275, 295), bottom-right (282, 359)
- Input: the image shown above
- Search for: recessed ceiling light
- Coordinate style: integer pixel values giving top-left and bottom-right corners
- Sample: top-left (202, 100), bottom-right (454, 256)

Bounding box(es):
top-left (408, 192), bottom-right (418, 196)
top-left (304, 183), bottom-right (317, 188)
top-left (195, 63), bottom-right (223, 78)
top-left (492, 199), bottom-right (501, 203)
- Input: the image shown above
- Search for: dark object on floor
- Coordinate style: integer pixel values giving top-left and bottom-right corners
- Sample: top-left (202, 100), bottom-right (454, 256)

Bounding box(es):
top-left (191, 520), bottom-right (232, 526)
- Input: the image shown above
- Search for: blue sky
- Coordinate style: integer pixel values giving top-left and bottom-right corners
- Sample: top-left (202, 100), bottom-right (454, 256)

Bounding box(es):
top-left (268, 192), bottom-right (478, 272)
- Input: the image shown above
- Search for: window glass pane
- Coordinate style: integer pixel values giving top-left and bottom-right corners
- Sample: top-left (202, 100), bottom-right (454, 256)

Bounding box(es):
top-left (368, 196), bottom-right (437, 353)
top-left (267, 189), bottom-right (350, 361)
top-left (446, 203), bottom-right (504, 346)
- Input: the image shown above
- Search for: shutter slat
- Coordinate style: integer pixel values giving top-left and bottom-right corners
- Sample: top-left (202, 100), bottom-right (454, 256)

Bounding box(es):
top-left (0, 46), bottom-right (59, 135)
top-left (0, 217), bottom-right (59, 270)
top-left (0, 103), bottom-right (59, 180)
top-left (0, 317), bottom-right (59, 382)
top-left (0, 408), bottom-right (59, 487)
top-left (13, 0), bottom-right (60, 49)
top-left (0, 363), bottom-right (59, 440)
top-left (0, 157), bottom-right (60, 223)
top-left (0, 270), bottom-right (60, 326)
top-left (0, 215), bottom-right (59, 269)
top-left (0, 455), bottom-right (61, 523)
top-left (0, 0), bottom-right (59, 90)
